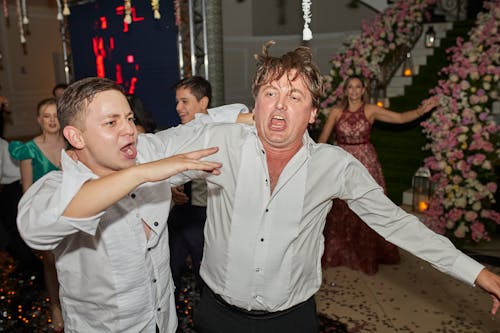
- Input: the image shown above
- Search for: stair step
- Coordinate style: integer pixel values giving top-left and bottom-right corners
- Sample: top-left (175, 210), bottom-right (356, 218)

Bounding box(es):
top-left (385, 21), bottom-right (458, 98)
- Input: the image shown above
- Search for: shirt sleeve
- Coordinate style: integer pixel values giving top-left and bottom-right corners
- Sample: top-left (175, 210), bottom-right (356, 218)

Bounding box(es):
top-left (0, 138), bottom-right (20, 183)
top-left (205, 103), bottom-right (249, 123)
top-left (17, 158), bottom-right (105, 251)
top-left (338, 154), bottom-right (484, 286)
top-left (151, 103), bottom-right (248, 153)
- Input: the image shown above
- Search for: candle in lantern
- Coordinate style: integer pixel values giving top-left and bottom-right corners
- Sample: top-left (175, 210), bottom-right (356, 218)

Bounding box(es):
top-left (418, 201), bottom-right (428, 212)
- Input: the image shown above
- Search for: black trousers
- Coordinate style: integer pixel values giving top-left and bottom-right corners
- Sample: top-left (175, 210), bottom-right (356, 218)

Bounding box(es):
top-left (194, 283), bottom-right (319, 333)
top-left (0, 180), bottom-right (41, 274)
top-left (167, 204), bottom-right (206, 290)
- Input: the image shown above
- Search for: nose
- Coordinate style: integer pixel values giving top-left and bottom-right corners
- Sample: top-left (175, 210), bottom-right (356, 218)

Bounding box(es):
top-left (122, 118), bottom-right (136, 135)
top-left (276, 94), bottom-right (287, 111)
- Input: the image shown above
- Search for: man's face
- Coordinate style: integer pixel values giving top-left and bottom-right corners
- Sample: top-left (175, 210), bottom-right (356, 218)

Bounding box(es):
top-left (175, 87), bottom-right (208, 124)
top-left (76, 90), bottom-right (138, 177)
top-left (253, 71), bottom-right (317, 152)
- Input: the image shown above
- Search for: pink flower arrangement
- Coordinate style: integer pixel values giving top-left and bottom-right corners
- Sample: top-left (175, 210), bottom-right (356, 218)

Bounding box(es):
top-left (320, 0), bottom-right (436, 110)
top-left (421, 0), bottom-right (500, 243)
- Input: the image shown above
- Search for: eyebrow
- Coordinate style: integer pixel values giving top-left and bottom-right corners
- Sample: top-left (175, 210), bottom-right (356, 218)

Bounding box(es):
top-left (289, 87), bottom-right (306, 97)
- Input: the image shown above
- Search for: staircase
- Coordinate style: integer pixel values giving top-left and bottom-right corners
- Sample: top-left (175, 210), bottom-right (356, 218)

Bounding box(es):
top-left (386, 22), bottom-right (453, 99)
top-left (371, 20), bottom-right (475, 204)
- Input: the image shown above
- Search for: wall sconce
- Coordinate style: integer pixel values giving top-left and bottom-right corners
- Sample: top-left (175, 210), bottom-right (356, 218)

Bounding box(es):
top-left (425, 26), bottom-right (436, 48)
top-left (402, 52), bottom-right (413, 77)
top-left (412, 166), bottom-right (431, 212)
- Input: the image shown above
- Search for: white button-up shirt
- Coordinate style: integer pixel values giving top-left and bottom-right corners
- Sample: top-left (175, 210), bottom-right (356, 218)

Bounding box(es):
top-left (16, 105), bottom-right (245, 333)
top-left (0, 137), bottom-right (20, 184)
top-left (180, 123), bottom-right (485, 312)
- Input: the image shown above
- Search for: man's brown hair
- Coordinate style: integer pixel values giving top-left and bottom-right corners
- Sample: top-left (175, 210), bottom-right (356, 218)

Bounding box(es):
top-left (57, 77), bottom-right (125, 131)
top-left (252, 41), bottom-right (325, 108)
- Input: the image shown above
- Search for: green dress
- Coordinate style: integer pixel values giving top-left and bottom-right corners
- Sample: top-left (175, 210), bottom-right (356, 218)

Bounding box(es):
top-left (9, 140), bottom-right (60, 182)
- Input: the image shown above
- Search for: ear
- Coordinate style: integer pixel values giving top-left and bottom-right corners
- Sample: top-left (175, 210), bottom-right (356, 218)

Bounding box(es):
top-left (63, 126), bottom-right (85, 149)
top-left (200, 96), bottom-right (209, 110)
top-left (308, 107), bottom-right (318, 124)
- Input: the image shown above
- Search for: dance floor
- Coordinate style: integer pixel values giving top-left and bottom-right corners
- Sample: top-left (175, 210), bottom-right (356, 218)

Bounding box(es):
top-left (1, 241), bottom-right (499, 332)
top-left (317, 248), bottom-right (500, 333)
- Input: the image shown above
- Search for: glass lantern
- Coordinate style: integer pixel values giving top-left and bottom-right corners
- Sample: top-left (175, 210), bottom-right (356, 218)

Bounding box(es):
top-left (412, 167), bottom-right (431, 212)
top-left (402, 52), bottom-right (413, 77)
top-left (425, 26), bottom-right (436, 48)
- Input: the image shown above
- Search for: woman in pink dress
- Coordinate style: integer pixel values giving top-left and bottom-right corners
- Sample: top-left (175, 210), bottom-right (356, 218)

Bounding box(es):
top-left (318, 75), bottom-right (438, 274)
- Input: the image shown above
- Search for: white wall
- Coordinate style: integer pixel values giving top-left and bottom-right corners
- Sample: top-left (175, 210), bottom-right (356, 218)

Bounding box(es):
top-left (0, 4), bottom-right (63, 138)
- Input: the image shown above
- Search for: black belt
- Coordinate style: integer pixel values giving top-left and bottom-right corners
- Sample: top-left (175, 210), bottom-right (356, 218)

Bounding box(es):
top-left (206, 284), bottom-right (312, 319)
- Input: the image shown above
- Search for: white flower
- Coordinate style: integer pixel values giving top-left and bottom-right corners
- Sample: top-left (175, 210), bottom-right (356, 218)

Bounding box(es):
top-left (472, 201), bottom-right (482, 211)
top-left (454, 223), bottom-right (469, 238)
top-left (455, 197), bottom-right (467, 208)
top-left (482, 160), bottom-right (492, 170)
top-left (472, 123), bottom-right (482, 133)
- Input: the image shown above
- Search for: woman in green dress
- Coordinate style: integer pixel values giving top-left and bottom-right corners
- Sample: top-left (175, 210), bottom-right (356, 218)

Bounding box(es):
top-left (10, 97), bottom-right (66, 332)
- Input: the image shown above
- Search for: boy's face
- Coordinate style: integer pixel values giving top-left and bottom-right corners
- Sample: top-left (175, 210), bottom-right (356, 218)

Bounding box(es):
top-left (253, 70), bottom-right (317, 152)
top-left (75, 90), bottom-right (138, 177)
top-left (175, 87), bottom-right (208, 124)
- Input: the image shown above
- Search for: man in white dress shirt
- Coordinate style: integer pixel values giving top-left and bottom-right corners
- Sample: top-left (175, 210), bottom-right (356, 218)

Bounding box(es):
top-left (15, 77), bottom-right (250, 332)
top-left (175, 42), bottom-right (500, 332)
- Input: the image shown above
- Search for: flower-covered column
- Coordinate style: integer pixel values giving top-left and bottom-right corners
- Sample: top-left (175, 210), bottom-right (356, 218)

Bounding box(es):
top-left (421, 0), bottom-right (500, 244)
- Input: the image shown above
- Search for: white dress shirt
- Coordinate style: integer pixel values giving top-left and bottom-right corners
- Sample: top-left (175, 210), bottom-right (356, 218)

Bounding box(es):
top-left (180, 123), bottom-right (484, 312)
top-left (0, 137), bottom-right (20, 184)
top-left (16, 104), bottom-right (244, 333)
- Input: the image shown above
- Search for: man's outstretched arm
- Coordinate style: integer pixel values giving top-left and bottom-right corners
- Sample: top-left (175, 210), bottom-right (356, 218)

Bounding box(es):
top-left (64, 147), bottom-right (221, 218)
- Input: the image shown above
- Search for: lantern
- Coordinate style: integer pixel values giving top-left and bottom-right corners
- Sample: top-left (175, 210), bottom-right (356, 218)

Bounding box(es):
top-left (424, 26), bottom-right (436, 48)
top-left (376, 88), bottom-right (385, 108)
top-left (402, 52), bottom-right (413, 77)
top-left (412, 167), bottom-right (431, 212)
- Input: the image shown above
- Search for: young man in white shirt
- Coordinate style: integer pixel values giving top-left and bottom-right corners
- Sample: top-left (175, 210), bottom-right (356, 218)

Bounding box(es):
top-left (170, 42), bottom-right (500, 332)
top-left (169, 76), bottom-right (214, 293)
top-left (15, 77), bottom-right (249, 332)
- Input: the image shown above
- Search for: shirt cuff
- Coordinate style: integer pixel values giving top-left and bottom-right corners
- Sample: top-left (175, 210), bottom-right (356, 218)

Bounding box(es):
top-left (451, 253), bottom-right (485, 286)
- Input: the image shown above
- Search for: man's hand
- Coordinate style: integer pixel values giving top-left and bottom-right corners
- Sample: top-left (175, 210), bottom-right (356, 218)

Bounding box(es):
top-left (138, 147), bottom-right (221, 183)
top-left (172, 185), bottom-right (189, 205)
top-left (475, 268), bottom-right (500, 315)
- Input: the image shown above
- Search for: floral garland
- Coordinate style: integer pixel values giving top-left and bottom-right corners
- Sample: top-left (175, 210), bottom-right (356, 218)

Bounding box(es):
top-left (421, 0), bottom-right (500, 243)
top-left (320, 0), bottom-right (435, 110)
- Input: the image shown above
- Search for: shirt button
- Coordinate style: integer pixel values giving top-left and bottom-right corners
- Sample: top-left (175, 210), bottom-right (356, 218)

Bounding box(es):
top-left (152, 278), bottom-right (157, 283)
top-left (260, 238), bottom-right (264, 242)
top-left (147, 247), bottom-right (152, 251)
top-left (265, 209), bottom-right (269, 212)
top-left (255, 268), bottom-right (261, 272)
top-left (157, 307), bottom-right (161, 311)
top-left (131, 193), bottom-right (136, 199)
top-left (154, 221), bottom-right (159, 227)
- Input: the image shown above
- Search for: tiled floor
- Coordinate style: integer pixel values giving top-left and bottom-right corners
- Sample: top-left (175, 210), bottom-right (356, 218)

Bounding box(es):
top-left (316, 245), bottom-right (500, 333)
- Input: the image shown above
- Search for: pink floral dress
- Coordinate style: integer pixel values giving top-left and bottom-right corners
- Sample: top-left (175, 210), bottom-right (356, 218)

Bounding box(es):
top-left (322, 104), bottom-right (400, 274)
